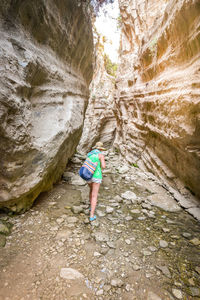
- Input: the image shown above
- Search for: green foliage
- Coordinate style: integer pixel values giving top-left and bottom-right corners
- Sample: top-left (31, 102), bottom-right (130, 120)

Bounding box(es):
top-left (149, 37), bottom-right (158, 56)
top-left (103, 53), bottom-right (118, 77)
top-left (117, 15), bottom-right (122, 30)
top-left (132, 163), bottom-right (139, 168)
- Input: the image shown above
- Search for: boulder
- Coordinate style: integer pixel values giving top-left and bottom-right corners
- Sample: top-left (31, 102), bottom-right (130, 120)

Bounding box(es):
top-left (0, 0), bottom-right (93, 212)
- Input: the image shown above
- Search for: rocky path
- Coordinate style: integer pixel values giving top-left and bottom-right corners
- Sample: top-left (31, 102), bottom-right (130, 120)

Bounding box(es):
top-left (0, 152), bottom-right (200, 300)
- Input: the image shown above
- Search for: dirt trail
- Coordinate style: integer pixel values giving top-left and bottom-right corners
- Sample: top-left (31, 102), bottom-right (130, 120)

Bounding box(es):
top-left (0, 153), bottom-right (200, 300)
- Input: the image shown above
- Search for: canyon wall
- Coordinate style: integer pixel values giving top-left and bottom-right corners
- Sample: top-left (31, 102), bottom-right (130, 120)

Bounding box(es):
top-left (78, 35), bottom-right (116, 154)
top-left (0, 0), bottom-right (93, 212)
top-left (115, 0), bottom-right (200, 198)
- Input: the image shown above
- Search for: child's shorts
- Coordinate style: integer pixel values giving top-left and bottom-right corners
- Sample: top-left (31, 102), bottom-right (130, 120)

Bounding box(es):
top-left (87, 178), bottom-right (102, 184)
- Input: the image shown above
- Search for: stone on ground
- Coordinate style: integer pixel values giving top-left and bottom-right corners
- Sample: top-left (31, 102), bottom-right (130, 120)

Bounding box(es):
top-left (60, 268), bottom-right (84, 280)
top-left (147, 291), bottom-right (162, 300)
top-left (110, 278), bottom-right (124, 287)
top-left (159, 240), bottom-right (168, 248)
top-left (118, 165), bottom-right (129, 174)
top-left (148, 193), bottom-right (181, 212)
top-left (156, 266), bottom-right (171, 278)
top-left (121, 191), bottom-right (138, 204)
top-left (71, 206), bottom-right (83, 214)
top-left (172, 288), bottom-right (183, 299)
top-left (94, 232), bottom-right (109, 242)
top-left (0, 223), bottom-right (10, 235)
top-left (186, 207), bottom-right (200, 221)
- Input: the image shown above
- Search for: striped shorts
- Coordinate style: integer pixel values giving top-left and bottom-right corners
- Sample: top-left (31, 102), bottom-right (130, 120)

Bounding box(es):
top-left (87, 177), bottom-right (102, 184)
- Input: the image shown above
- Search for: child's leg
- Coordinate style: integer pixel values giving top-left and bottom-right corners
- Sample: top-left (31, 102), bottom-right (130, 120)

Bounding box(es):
top-left (90, 182), bottom-right (100, 218)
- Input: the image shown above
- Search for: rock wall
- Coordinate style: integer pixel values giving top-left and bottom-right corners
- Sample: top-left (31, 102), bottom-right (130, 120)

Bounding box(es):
top-left (115, 0), bottom-right (200, 198)
top-left (78, 35), bottom-right (116, 154)
top-left (0, 0), bottom-right (93, 212)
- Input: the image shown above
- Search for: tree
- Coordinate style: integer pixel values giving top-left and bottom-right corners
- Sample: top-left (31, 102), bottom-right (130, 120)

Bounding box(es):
top-left (104, 53), bottom-right (118, 77)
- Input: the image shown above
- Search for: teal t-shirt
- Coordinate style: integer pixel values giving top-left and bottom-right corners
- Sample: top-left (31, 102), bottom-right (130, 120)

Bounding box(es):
top-left (87, 149), bottom-right (102, 179)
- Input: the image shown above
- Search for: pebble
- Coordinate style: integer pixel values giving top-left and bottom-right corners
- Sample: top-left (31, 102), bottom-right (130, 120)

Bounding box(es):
top-left (148, 246), bottom-right (158, 252)
top-left (67, 217), bottom-right (78, 223)
top-left (142, 203), bottom-right (152, 210)
top-left (131, 209), bottom-right (140, 214)
top-left (94, 232), bottom-right (109, 242)
top-left (159, 240), bottom-right (168, 248)
top-left (142, 250), bottom-right (152, 256)
top-left (50, 226), bottom-right (59, 231)
top-left (125, 284), bottom-right (131, 292)
top-left (182, 232), bottom-right (191, 238)
top-left (118, 165), bottom-right (129, 174)
top-left (190, 238), bottom-right (200, 246)
top-left (60, 268), bottom-right (84, 280)
top-left (114, 195), bottom-right (122, 202)
top-left (132, 264), bottom-right (141, 271)
top-left (91, 220), bottom-right (100, 227)
top-left (171, 235), bottom-right (179, 239)
top-left (147, 291), bottom-right (162, 300)
top-left (189, 287), bottom-right (200, 297)
top-left (125, 216), bottom-right (133, 221)
top-left (138, 216), bottom-right (146, 220)
top-left (106, 207), bottom-right (114, 214)
top-left (156, 265), bottom-right (171, 278)
top-left (125, 239), bottom-right (131, 245)
top-left (188, 278), bottom-right (195, 286)
top-left (96, 289), bottom-right (104, 296)
top-left (195, 266), bottom-right (200, 274)
top-left (172, 288), bottom-right (183, 299)
top-left (71, 206), bottom-right (83, 214)
top-left (121, 191), bottom-right (137, 202)
top-left (94, 252), bottom-right (101, 257)
top-left (96, 210), bottom-right (106, 217)
top-left (0, 223), bottom-right (10, 234)
top-left (107, 241), bottom-right (116, 249)
top-left (103, 285), bottom-right (111, 292)
top-left (100, 248), bottom-right (109, 255)
top-left (162, 228), bottom-right (170, 233)
top-left (111, 278), bottom-right (124, 287)
top-left (56, 218), bottom-right (64, 224)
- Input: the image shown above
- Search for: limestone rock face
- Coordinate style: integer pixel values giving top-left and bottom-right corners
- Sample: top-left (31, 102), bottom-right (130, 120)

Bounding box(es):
top-left (78, 35), bottom-right (116, 154)
top-left (0, 0), bottom-right (93, 211)
top-left (115, 0), bottom-right (200, 198)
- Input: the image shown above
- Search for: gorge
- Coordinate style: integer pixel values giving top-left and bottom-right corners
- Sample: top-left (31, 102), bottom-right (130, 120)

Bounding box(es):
top-left (1, 0), bottom-right (199, 214)
top-left (0, 1), bottom-right (200, 299)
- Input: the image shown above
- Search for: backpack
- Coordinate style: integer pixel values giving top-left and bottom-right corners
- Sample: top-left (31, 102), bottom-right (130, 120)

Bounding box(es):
top-left (79, 158), bottom-right (98, 181)
top-left (79, 150), bottom-right (100, 181)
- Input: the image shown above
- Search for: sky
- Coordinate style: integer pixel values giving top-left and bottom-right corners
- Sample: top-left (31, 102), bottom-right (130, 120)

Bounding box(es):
top-left (95, 0), bottom-right (120, 63)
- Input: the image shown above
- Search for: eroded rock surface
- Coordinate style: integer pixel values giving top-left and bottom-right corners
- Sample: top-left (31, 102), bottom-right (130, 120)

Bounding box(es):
top-left (115, 0), bottom-right (200, 199)
top-left (0, 0), bottom-right (93, 211)
top-left (78, 35), bottom-right (116, 154)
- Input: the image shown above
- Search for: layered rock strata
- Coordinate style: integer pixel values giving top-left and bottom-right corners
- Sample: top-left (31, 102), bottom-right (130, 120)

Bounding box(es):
top-left (0, 0), bottom-right (93, 212)
top-left (115, 0), bottom-right (200, 199)
top-left (78, 35), bottom-right (116, 154)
